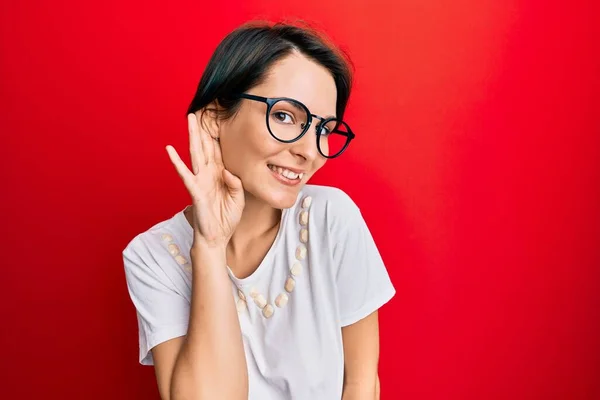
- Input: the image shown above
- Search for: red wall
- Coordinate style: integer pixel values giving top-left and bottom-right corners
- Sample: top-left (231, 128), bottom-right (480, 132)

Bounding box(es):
top-left (2, 1), bottom-right (599, 399)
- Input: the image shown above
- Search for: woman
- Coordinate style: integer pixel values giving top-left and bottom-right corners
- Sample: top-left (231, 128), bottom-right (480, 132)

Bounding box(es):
top-left (123, 21), bottom-right (395, 400)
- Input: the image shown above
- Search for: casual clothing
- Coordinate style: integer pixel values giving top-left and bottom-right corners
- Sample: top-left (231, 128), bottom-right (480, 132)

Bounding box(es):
top-left (123, 184), bottom-right (395, 399)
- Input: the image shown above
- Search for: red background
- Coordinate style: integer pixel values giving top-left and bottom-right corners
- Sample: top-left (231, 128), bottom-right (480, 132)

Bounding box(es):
top-left (2, 0), bottom-right (599, 399)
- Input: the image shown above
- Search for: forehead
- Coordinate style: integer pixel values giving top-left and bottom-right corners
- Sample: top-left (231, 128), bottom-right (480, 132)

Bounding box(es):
top-left (254, 52), bottom-right (338, 117)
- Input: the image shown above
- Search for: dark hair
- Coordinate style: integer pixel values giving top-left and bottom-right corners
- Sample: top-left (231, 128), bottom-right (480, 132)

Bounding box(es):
top-left (187, 21), bottom-right (353, 124)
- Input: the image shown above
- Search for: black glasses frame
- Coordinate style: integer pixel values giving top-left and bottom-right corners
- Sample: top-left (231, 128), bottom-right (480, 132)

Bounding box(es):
top-left (233, 93), bottom-right (355, 159)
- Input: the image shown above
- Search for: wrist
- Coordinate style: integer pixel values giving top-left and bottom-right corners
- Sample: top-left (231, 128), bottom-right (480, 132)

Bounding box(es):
top-left (192, 229), bottom-right (230, 248)
top-left (190, 241), bottom-right (227, 265)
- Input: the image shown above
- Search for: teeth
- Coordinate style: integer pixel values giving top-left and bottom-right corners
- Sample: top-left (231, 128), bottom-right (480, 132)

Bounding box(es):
top-left (269, 164), bottom-right (303, 180)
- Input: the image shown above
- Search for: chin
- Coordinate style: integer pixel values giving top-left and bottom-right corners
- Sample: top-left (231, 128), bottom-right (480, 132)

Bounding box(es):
top-left (261, 188), bottom-right (300, 209)
top-left (245, 181), bottom-right (301, 210)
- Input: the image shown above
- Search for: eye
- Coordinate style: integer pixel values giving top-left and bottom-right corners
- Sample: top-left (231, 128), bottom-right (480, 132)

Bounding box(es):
top-left (318, 124), bottom-right (331, 136)
top-left (273, 111), bottom-right (294, 124)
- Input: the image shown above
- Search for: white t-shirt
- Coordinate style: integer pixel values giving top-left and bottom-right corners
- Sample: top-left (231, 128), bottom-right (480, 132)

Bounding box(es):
top-left (123, 184), bottom-right (395, 399)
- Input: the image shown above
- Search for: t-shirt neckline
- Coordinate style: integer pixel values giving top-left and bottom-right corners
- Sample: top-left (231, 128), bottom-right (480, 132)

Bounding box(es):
top-left (175, 204), bottom-right (291, 286)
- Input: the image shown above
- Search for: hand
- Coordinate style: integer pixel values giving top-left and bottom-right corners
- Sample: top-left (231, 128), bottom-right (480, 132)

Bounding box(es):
top-left (166, 112), bottom-right (245, 248)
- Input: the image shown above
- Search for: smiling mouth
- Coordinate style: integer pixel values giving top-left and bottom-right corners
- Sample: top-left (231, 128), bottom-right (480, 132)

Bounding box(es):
top-left (267, 164), bottom-right (305, 181)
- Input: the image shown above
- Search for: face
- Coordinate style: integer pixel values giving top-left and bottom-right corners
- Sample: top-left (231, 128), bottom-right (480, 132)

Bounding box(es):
top-left (212, 52), bottom-right (338, 209)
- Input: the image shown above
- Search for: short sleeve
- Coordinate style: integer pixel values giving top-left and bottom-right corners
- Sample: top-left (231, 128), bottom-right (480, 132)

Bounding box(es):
top-left (332, 194), bottom-right (396, 327)
top-left (123, 241), bottom-right (190, 365)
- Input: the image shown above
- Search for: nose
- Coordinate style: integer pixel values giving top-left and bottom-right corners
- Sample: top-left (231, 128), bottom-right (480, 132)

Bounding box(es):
top-left (290, 122), bottom-right (320, 161)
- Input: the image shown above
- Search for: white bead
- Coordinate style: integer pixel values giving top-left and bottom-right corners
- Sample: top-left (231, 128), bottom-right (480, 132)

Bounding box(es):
top-left (254, 294), bottom-right (267, 308)
top-left (285, 277), bottom-right (296, 292)
top-left (249, 287), bottom-right (259, 299)
top-left (295, 245), bottom-right (307, 260)
top-left (299, 228), bottom-right (308, 243)
top-left (236, 299), bottom-right (247, 313)
top-left (237, 289), bottom-right (246, 301)
top-left (299, 210), bottom-right (309, 226)
top-left (302, 196), bottom-right (312, 208)
top-left (174, 255), bottom-right (188, 265)
top-left (161, 233), bottom-right (173, 242)
top-left (275, 293), bottom-right (289, 308)
top-left (290, 261), bottom-right (302, 276)
top-left (168, 244), bottom-right (180, 256)
top-left (262, 304), bottom-right (274, 318)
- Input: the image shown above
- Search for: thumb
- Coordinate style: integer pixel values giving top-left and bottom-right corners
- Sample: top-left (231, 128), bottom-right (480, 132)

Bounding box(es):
top-left (222, 168), bottom-right (244, 196)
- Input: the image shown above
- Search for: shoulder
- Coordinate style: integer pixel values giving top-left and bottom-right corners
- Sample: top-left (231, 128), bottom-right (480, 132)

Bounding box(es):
top-left (297, 184), bottom-right (364, 238)
top-left (122, 208), bottom-right (193, 275)
top-left (300, 184), bottom-right (362, 219)
top-left (300, 184), bottom-right (360, 211)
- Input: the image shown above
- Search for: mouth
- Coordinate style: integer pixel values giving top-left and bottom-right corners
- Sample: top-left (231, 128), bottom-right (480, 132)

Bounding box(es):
top-left (267, 164), bottom-right (305, 186)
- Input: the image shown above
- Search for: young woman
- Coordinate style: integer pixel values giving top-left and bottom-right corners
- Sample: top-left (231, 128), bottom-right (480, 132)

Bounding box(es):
top-left (123, 21), bottom-right (395, 400)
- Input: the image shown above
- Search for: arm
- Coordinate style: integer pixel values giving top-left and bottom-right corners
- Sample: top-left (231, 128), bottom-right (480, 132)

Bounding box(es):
top-left (151, 111), bottom-right (248, 399)
top-left (152, 246), bottom-right (248, 400)
top-left (341, 311), bottom-right (381, 400)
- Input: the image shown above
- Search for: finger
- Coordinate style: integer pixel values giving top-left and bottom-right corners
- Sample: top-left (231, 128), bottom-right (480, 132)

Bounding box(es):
top-left (222, 168), bottom-right (243, 194)
top-left (196, 112), bottom-right (215, 164)
top-left (166, 145), bottom-right (194, 188)
top-left (188, 113), bottom-right (204, 173)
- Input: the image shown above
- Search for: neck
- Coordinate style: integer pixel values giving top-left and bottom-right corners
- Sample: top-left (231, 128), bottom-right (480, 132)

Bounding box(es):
top-left (229, 191), bottom-right (281, 252)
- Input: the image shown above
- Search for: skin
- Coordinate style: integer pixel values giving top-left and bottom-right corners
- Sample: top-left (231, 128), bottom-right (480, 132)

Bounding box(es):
top-left (206, 52), bottom-right (332, 279)
top-left (157, 51), bottom-right (381, 399)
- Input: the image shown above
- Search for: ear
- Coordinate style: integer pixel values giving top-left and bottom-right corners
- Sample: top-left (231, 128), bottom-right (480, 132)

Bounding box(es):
top-left (195, 101), bottom-right (221, 140)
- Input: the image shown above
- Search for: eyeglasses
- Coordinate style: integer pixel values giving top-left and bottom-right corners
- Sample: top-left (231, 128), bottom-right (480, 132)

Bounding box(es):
top-left (233, 93), bottom-right (355, 159)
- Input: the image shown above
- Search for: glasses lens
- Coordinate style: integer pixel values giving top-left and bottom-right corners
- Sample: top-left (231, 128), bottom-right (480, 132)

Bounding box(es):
top-left (318, 119), bottom-right (350, 158)
top-left (267, 99), bottom-right (309, 141)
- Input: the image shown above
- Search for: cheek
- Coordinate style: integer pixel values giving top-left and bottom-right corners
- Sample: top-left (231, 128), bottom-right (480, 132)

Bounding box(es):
top-left (220, 117), bottom-right (274, 171)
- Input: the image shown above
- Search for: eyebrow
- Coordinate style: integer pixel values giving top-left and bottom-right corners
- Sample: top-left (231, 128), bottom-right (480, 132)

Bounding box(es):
top-left (314, 113), bottom-right (337, 122)
top-left (307, 106), bottom-right (336, 120)
top-left (278, 97), bottom-right (336, 120)
top-left (288, 101), bottom-right (307, 115)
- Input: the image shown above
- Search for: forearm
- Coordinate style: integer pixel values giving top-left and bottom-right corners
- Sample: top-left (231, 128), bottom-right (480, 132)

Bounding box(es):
top-left (341, 311), bottom-right (381, 400)
top-left (170, 245), bottom-right (248, 400)
top-left (342, 377), bottom-right (379, 400)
